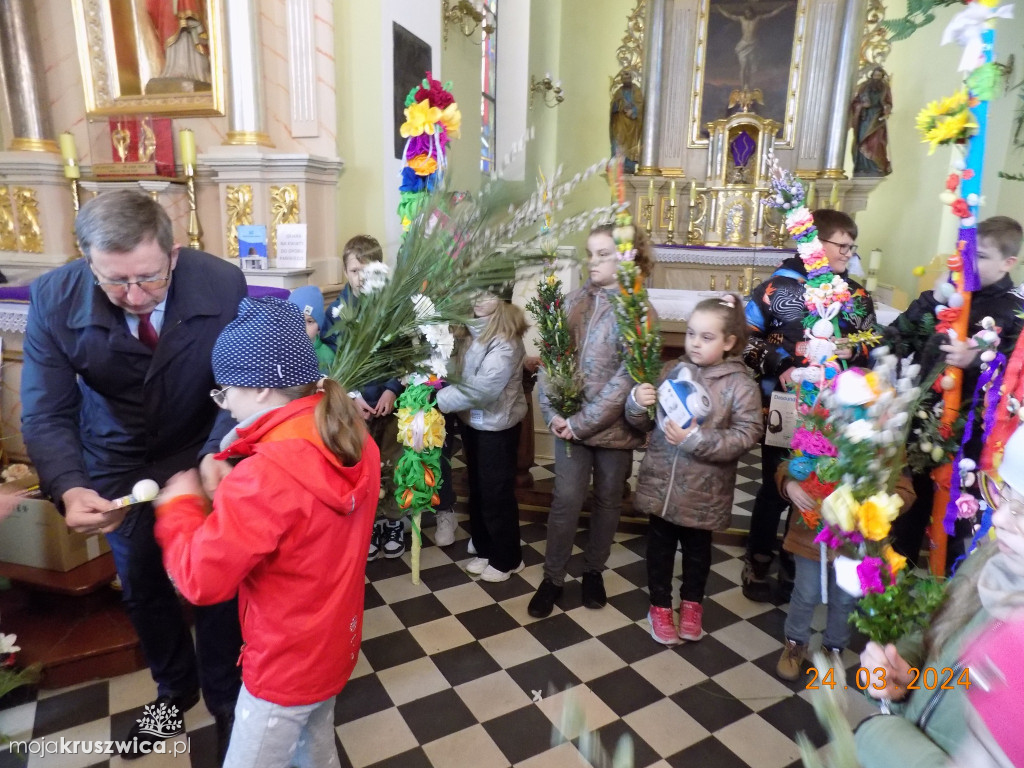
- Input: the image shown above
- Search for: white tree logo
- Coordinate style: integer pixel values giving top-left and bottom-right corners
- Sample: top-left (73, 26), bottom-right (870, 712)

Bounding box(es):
top-left (137, 702), bottom-right (183, 737)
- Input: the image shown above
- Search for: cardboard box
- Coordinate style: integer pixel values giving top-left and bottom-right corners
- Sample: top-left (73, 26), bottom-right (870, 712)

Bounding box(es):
top-left (0, 476), bottom-right (110, 572)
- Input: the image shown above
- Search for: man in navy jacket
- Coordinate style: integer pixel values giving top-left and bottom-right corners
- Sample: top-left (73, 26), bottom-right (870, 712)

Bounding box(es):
top-left (21, 191), bottom-right (244, 760)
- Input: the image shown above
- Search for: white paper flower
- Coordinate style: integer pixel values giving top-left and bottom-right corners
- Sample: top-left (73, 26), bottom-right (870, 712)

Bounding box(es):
top-left (359, 262), bottom-right (391, 295)
top-left (411, 294), bottom-right (436, 322)
top-left (0, 632), bottom-right (20, 655)
top-left (845, 419), bottom-right (877, 443)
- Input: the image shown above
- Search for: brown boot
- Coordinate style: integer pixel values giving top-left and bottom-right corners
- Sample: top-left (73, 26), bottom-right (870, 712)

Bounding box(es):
top-left (775, 639), bottom-right (808, 681)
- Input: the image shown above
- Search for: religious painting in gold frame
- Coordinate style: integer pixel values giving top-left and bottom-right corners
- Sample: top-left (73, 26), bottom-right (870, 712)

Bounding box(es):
top-left (688, 0), bottom-right (806, 149)
top-left (72, 0), bottom-right (225, 117)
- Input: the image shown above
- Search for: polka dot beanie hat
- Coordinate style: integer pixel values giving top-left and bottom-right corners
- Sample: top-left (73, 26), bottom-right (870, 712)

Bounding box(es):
top-left (212, 296), bottom-right (321, 387)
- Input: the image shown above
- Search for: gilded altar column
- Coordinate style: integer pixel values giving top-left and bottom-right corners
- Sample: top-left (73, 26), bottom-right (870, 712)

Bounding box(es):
top-left (638, 0), bottom-right (666, 175)
top-left (822, 0), bottom-right (868, 177)
top-left (0, 0), bottom-right (57, 152)
top-left (224, 0), bottom-right (274, 146)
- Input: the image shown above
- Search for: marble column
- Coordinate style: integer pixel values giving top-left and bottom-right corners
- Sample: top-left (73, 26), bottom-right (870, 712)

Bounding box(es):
top-left (639, 0), bottom-right (666, 174)
top-left (822, 0), bottom-right (868, 177)
top-left (224, 0), bottom-right (274, 146)
top-left (0, 0), bottom-right (57, 152)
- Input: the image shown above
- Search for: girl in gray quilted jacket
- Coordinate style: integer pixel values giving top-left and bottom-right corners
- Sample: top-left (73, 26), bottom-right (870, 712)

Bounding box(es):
top-left (436, 285), bottom-right (528, 583)
top-left (628, 295), bottom-right (763, 645)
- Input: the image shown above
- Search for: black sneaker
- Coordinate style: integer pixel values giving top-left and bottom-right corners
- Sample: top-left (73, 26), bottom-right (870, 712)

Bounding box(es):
top-left (117, 691), bottom-right (199, 760)
top-left (368, 520), bottom-right (384, 561)
top-left (528, 578), bottom-right (563, 618)
top-left (382, 519), bottom-right (406, 559)
top-left (741, 554), bottom-right (773, 603)
top-left (581, 571), bottom-right (607, 609)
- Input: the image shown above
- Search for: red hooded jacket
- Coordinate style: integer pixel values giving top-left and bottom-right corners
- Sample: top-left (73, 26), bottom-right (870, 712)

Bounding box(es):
top-left (154, 394), bottom-right (381, 706)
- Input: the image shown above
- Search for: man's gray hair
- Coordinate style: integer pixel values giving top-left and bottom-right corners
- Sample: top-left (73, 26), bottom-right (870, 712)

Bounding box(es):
top-left (75, 190), bottom-right (174, 260)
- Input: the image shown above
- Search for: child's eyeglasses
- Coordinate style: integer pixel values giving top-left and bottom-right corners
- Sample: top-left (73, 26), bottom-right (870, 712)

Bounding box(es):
top-left (979, 471), bottom-right (1024, 517)
top-left (819, 239), bottom-right (857, 255)
top-left (209, 386), bottom-right (234, 407)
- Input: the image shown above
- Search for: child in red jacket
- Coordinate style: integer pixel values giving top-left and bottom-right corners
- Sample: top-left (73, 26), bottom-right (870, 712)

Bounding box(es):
top-left (154, 297), bottom-right (380, 768)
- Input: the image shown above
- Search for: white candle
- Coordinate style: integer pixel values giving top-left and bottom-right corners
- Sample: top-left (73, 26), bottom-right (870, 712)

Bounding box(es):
top-left (805, 181), bottom-right (815, 208)
top-left (178, 129), bottom-right (197, 168)
top-left (60, 132), bottom-right (80, 179)
top-left (868, 249), bottom-right (882, 272)
top-left (669, 180), bottom-right (677, 206)
top-left (689, 179), bottom-right (697, 206)
top-left (647, 178), bottom-right (655, 203)
top-left (829, 183), bottom-right (840, 207)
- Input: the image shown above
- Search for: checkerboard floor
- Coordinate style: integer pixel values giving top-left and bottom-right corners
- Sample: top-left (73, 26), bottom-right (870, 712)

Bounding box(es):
top-left (0, 448), bottom-right (879, 768)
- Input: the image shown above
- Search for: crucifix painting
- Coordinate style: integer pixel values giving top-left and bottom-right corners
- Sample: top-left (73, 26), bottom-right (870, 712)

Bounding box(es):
top-left (695, 0), bottom-right (798, 142)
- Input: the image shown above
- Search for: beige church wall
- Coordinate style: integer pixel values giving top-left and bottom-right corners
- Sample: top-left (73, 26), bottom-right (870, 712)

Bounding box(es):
top-left (440, 24), bottom-right (485, 197)
top-left (855, 2), bottom-right (1024, 301)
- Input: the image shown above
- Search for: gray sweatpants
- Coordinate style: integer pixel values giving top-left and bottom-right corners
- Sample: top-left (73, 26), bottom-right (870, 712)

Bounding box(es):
top-left (222, 684), bottom-right (339, 768)
top-left (542, 439), bottom-right (632, 585)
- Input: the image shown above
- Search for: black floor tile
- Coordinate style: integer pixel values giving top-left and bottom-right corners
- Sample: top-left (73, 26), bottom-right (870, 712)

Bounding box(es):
top-left (431, 642), bottom-right (502, 688)
top-left (666, 736), bottom-right (749, 768)
top-left (607, 588), bottom-right (654, 622)
top-left (359, 629), bottom-right (427, 671)
top-left (525, 613), bottom-right (593, 653)
top-left (455, 603), bottom-right (521, 641)
top-left (365, 554), bottom-right (412, 579)
top-left (474, 573), bottom-right (534, 602)
top-left (611, 560), bottom-right (649, 588)
top-left (334, 674), bottom-right (394, 725)
top-left (698, 600), bottom-right (744, 634)
top-left (517, 522), bottom-right (549, 544)
top-left (32, 682), bottom-right (109, 738)
top-left (363, 582), bottom-right (386, 610)
top-left (673, 635), bottom-right (746, 678)
top-left (758, 695), bottom-right (828, 747)
top-left (599, 624), bottom-right (666, 665)
top-left (671, 680), bottom-right (753, 732)
top-left (587, 719), bottom-right (663, 768)
top-left (505, 655), bottom-right (580, 698)
top-left (367, 746), bottom-right (433, 768)
top-left (482, 704), bottom-right (563, 765)
top-left (389, 593), bottom-right (452, 628)
top-left (416, 563), bottom-right (474, 592)
top-left (587, 668), bottom-right (664, 717)
top-left (397, 689), bottom-right (477, 744)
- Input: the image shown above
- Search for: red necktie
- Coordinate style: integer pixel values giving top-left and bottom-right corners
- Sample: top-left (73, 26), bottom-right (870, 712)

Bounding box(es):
top-left (137, 312), bottom-right (159, 351)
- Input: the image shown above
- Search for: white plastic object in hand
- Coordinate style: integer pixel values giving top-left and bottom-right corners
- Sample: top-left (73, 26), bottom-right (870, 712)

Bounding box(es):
top-left (110, 479), bottom-right (160, 509)
top-left (834, 555), bottom-right (864, 598)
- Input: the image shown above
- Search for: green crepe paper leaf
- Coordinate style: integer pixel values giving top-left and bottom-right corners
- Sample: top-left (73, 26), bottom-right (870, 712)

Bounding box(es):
top-left (393, 448), bottom-right (442, 512)
top-left (397, 191), bottom-right (426, 222)
top-left (967, 63), bottom-right (1001, 101)
top-left (397, 383), bottom-right (435, 413)
top-left (405, 86), bottom-right (419, 107)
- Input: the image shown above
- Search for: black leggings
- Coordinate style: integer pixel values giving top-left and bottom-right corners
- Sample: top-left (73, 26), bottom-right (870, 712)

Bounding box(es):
top-left (646, 514), bottom-right (713, 606)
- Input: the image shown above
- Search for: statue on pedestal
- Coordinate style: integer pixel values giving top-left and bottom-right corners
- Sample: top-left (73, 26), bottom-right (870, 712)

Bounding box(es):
top-left (850, 66), bottom-right (893, 177)
top-left (145, 0), bottom-right (212, 94)
top-left (610, 72), bottom-right (643, 173)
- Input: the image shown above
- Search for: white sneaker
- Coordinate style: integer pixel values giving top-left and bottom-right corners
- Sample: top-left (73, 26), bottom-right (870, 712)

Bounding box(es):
top-left (434, 509), bottom-right (457, 547)
top-left (480, 561), bottom-right (525, 583)
top-left (466, 538), bottom-right (477, 555)
top-left (466, 557), bottom-right (489, 575)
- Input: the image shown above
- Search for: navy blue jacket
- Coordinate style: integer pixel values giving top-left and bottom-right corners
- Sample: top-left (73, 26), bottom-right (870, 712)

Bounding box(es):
top-left (21, 249), bottom-right (247, 504)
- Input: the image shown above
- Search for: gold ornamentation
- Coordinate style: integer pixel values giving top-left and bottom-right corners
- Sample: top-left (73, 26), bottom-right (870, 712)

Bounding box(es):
top-left (728, 88), bottom-right (763, 112)
top-left (112, 123), bottom-right (131, 162)
top-left (0, 188), bottom-right (16, 251)
top-left (612, 0), bottom-right (646, 91)
top-left (225, 185), bottom-right (253, 259)
top-left (14, 187), bottom-right (43, 253)
top-left (225, 130), bottom-right (274, 147)
top-left (689, 0), bottom-right (807, 149)
top-left (270, 185), bottom-right (300, 255)
top-left (139, 118), bottom-right (157, 162)
top-left (9, 138), bottom-right (60, 153)
top-left (859, 0), bottom-right (892, 79)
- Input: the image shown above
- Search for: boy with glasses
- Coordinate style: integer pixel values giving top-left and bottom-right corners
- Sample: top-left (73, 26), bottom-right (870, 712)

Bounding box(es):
top-left (741, 208), bottom-right (876, 602)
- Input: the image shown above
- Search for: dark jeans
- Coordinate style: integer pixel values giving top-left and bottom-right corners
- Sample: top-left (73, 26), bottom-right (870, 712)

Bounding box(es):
top-left (746, 443), bottom-right (790, 559)
top-left (646, 514), bottom-right (713, 606)
top-left (106, 503), bottom-right (242, 716)
top-left (890, 472), bottom-right (936, 568)
top-left (543, 440), bottom-right (632, 585)
top-left (460, 422), bottom-right (522, 572)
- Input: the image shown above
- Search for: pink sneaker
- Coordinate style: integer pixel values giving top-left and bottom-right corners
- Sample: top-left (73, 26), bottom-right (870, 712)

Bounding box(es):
top-left (678, 600), bottom-right (703, 641)
top-left (647, 606), bottom-right (681, 645)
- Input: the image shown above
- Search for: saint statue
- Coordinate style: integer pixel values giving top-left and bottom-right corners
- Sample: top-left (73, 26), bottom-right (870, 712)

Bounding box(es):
top-left (849, 67), bottom-right (893, 176)
top-left (714, 2), bottom-right (788, 90)
top-left (145, 0), bottom-right (212, 94)
top-left (610, 72), bottom-right (643, 173)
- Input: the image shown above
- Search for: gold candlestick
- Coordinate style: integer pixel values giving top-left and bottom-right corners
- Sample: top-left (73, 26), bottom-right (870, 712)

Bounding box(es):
top-left (665, 196), bottom-right (677, 245)
top-left (184, 165), bottom-right (203, 250)
top-left (642, 194), bottom-right (654, 234)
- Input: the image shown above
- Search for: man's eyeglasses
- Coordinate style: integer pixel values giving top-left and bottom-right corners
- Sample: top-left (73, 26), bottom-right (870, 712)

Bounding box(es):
top-left (820, 239), bottom-right (857, 255)
top-left (91, 260), bottom-right (172, 294)
top-left (980, 471), bottom-right (1024, 517)
top-left (210, 386), bottom-right (234, 407)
